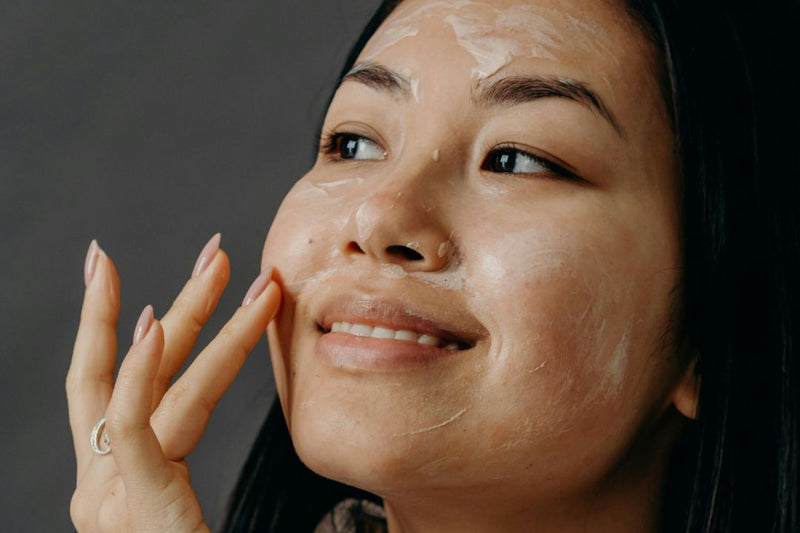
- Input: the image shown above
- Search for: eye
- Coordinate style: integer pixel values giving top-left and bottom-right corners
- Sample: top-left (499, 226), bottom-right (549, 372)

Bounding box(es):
top-left (481, 145), bottom-right (580, 181)
top-left (321, 132), bottom-right (387, 161)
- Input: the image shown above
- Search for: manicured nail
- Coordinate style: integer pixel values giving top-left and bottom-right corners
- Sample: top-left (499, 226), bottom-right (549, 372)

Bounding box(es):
top-left (191, 233), bottom-right (221, 278)
top-left (133, 305), bottom-right (154, 345)
top-left (242, 267), bottom-right (274, 306)
top-left (84, 239), bottom-right (102, 287)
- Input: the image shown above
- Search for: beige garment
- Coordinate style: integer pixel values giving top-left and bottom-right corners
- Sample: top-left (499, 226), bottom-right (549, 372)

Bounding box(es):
top-left (314, 499), bottom-right (388, 533)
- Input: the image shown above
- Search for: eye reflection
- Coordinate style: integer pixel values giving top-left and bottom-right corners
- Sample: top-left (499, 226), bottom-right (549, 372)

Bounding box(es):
top-left (481, 146), bottom-right (582, 182)
top-left (483, 148), bottom-right (549, 175)
top-left (323, 132), bottom-right (387, 161)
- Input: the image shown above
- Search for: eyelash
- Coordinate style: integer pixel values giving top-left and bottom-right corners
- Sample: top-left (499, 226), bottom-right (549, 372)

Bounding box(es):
top-left (319, 131), bottom-right (581, 182)
top-left (482, 142), bottom-right (581, 182)
top-left (320, 131), bottom-right (385, 162)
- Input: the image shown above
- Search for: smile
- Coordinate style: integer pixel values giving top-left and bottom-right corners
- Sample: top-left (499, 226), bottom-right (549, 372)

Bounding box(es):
top-left (311, 293), bottom-right (484, 370)
top-left (330, 321), bottom-right (462, 350)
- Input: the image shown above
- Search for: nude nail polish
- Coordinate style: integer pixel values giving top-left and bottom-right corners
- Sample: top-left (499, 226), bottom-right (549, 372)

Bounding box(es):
top-left (84, 239), bottom-right (101, 287)
top-left (191, 233), bottom-right (221, 278)
top-left (133, 305), bottom-right (154, 345)
top-left (242, 267), bottom-right (274, 306)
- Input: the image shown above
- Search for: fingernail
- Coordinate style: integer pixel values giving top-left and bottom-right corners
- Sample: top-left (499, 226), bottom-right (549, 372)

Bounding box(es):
top-left (84, 239), bottom-right (102, 287)
top-left (133, 305), bottom-right (154, 345)
top-left (242, 267), bottom-right (274, 306)
top-left (191, 233), bottom-right (221, 278)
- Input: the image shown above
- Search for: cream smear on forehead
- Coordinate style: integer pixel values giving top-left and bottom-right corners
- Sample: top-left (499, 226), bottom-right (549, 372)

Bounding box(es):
top-left (362, 0), bottom-right (623, 81)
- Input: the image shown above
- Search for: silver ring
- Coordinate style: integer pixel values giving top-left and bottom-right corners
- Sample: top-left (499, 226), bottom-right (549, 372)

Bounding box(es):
top-left (90, 417), bottom-right (111, 455)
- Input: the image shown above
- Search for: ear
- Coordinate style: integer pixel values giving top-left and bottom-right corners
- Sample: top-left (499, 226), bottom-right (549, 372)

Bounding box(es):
top-left (671, 358), bottom-right (700, 420)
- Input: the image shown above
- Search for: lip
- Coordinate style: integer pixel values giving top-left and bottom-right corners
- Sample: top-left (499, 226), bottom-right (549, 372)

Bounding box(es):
top-left (313, 289), bottom-right (487, 371)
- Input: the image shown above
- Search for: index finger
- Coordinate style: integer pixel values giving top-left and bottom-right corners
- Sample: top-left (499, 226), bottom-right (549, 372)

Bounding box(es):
top-left (66, 241), bottom-right (121, 477)
top-left (153, 237), bottom-right (230, 408)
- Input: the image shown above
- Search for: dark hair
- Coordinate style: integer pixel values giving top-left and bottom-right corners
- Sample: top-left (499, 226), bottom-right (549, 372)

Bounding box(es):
top-left (221, 1), bottom-right (800, 531)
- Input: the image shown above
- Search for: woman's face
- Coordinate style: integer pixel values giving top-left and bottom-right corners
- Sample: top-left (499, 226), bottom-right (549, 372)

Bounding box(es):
top-left (263, 0), bottom-right (689, 504)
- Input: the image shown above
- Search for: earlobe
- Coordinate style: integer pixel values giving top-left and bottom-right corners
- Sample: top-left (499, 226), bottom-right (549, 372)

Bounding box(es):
top-left (672, 358), bottom-right (700, 420)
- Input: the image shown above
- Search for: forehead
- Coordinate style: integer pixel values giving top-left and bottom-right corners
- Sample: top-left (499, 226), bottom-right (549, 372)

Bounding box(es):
top-left (368, 1), bottom-right (639, 65)
top-left (357, 0), bottom-right (664, 143)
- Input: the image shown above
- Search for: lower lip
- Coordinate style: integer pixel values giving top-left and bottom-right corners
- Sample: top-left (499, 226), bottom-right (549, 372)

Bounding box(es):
top-left (316, 331), bottom-right (462, 371)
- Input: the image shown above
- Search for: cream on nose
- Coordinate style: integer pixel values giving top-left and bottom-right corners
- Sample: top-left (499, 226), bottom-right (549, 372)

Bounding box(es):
top-left (343, 187), bottom-right (452, 272)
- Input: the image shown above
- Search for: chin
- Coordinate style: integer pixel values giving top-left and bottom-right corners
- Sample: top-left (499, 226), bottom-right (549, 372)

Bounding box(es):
top-left (289, 407), bottom-right (430, 495)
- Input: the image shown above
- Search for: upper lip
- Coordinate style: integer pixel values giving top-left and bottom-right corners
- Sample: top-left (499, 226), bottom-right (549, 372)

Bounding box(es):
top-left (313, 282), bottom-right (486, 349)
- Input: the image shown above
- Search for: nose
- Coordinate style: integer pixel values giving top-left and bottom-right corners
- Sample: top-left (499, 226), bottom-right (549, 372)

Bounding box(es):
top-left (341, 179), bottom-right (453, 273)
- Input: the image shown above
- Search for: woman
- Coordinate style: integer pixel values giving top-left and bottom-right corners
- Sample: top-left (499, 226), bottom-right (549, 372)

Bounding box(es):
top-left (67, 0), bottom-right (800, 531)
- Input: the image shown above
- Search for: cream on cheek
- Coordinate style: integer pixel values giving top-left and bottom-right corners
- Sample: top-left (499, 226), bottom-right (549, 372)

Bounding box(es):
top-left (463, 218), bottom-right (650, 437)
top-left (266, 178), bottom-right (358, 291)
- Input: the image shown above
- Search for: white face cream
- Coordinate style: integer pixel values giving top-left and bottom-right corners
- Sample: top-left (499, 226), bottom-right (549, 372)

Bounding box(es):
top-left (361, 0), bottom-right (624, 84)
top-left (263, 0), bottom-right (688, 528)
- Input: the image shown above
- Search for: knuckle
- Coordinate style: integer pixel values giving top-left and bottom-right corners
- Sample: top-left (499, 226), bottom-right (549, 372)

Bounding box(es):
top-left (105, 408), bottom-right (147, 439)
top-left (212, 329), bottom-right (251, 368)
top-left (66, 371), bottom-right (113, 396)
top-left (215, 319), bottom-right (254, 355)
top-left (232, 342), bottom-right (251, 365)
top-left (65, 373), bottom-right (80, 396)
top-left (171, 293), bottom-right (207, 335)
top-left (214, 321), bottom-right (238, 345)
top-left (80, 305), bottom-right (117, 330)
top-left (70, 489), bottom-right (93, 530)
top-left (194, 392), bottom-right (218, 419)
top-left (158, 379), bottom-right (191, 414)
top-left (162, 379), bottom-right (216, 420)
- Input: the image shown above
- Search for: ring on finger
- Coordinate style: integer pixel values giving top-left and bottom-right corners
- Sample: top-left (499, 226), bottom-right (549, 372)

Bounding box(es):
top-left (90, 417), bottom-right (111, 455)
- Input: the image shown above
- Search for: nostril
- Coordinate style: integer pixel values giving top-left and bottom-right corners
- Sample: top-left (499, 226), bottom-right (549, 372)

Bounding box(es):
top-left (386, 245), bottom-right (424, 261)
top-left (347, 242), bottom-right (365, 254)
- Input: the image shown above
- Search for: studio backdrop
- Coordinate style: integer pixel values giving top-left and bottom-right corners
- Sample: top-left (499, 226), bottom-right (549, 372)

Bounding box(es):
top-left (0, 1), bottom-right (380, 530)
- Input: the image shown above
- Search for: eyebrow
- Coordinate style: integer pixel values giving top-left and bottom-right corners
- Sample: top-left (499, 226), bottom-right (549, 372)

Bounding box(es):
top-left (475, 76), bottom-right (624, 137)
top-left (342, 62), bottom-right (624, 138)
top-left (343, 63), bottom-right (412, 100)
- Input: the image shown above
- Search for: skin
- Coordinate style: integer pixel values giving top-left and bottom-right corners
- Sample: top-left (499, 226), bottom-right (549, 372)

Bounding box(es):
top-left (67, 239), bottom-right (281, 532)
top-left (264, 0), bottom-right (697, 531)
top-left (67, 0), bottom-right (698, 531)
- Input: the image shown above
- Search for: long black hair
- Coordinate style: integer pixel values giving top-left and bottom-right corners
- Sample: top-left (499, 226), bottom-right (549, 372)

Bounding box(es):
top-left (221, 1), bottom-right (800, 531)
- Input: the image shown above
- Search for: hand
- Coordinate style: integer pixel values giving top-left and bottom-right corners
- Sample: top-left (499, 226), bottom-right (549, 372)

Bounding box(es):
top-left (66, 236), bottom-right (281, 532)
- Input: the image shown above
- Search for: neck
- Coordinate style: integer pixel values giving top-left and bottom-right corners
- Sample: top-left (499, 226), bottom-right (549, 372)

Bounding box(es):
top-left (382, 475), bottom-right (663, 533)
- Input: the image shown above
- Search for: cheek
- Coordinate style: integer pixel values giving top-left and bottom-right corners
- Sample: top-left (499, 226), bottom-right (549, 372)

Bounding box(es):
top-left (262, 176), bottom-right (365, 411)
top-left (464, 211), bottom-right (678, 435)
top-left (262, 177), bottom-right (361, 289)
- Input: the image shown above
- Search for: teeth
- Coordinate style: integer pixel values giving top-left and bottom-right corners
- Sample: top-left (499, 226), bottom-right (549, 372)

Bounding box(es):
top-left (371, 326), bottom-right (396, 339)
top-left (329, 321), bottom-right (461, 349)
top-left (394, 330), bottom-right (418, 342)
top-left (417, 334), bottom-right (439, 346)
top-left (349, 324), bottom-right (374, 337)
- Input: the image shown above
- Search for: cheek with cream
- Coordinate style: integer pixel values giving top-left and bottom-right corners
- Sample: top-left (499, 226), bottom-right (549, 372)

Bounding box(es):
top-left (456, 194), bottom-right (679, 438)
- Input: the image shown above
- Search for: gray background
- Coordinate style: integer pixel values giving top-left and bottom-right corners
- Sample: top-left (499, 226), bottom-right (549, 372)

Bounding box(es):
top-left (0, 1), bottom-right (380, 530)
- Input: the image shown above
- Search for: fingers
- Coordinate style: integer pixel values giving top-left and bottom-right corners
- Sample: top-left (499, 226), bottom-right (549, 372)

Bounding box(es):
top-left (104, 306), bottom-right (172, 494)
top-left (153, 269), bottom-right (281, 459)
top-left (67, 240), bottom-right (121, 476)
top-left (155, 234), bottom-right (230, 408)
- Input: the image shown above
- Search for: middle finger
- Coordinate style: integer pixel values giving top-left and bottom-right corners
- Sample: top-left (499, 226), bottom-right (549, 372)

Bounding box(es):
top-left (153, 234), bottom-right (229, 408)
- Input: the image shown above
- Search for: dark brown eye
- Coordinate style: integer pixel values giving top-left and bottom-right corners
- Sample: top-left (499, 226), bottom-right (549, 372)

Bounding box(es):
top-left (326, 133), bottom-right (386, 161)
top-left (482, 148), bottom-right (549, 174)
top-left (481, 146), bottom-right (583, 182)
